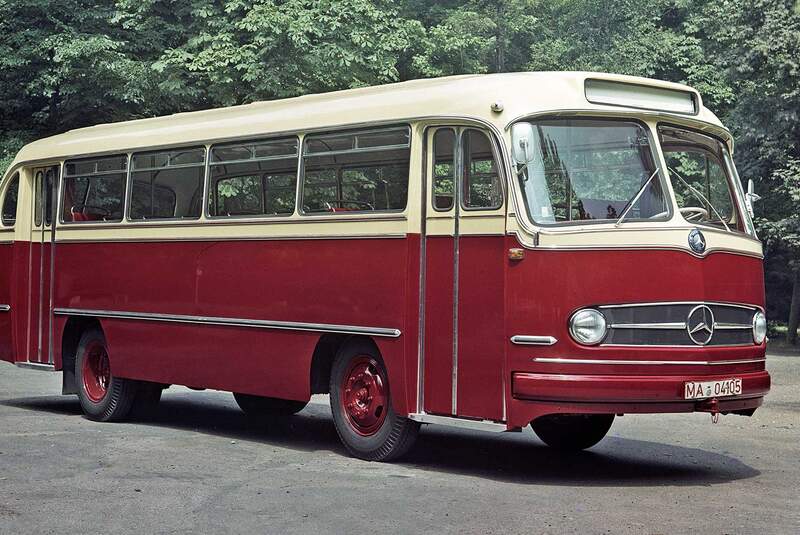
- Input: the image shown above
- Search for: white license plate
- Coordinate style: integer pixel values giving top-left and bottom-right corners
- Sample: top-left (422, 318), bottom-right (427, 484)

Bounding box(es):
top-left (684, 378), bottom-right (742, 400)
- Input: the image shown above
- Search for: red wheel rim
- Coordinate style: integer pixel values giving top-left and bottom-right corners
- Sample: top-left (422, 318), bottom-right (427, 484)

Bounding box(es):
top-left (82, 340), bottom-right (110, 403)
top-left (340, 356), bottom-right (388, 436)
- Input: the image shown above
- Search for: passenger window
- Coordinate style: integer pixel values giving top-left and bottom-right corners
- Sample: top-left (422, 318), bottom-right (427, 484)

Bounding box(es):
top-left (1, 173), bottom-right (19, 226)
top-left (63, 156), bottom-right (127, 222)
top-left (130, 148), bottom-right (205, 220)
top-left (209, 138), bottom-right (297, 217)
top-left (433, 129), bottom-right (456, 210)
top-left (462, 129), bottom-right (502, 209)
top-left (302, 127), bottom-right (410, 213)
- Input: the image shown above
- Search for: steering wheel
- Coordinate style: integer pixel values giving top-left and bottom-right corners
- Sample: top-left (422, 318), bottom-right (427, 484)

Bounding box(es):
top-left (679, 206), bottom-right (709, 222)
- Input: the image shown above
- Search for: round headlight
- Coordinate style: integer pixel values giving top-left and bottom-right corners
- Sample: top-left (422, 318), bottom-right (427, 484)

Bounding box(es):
top-left (569, 309), bottom-right (608, 345)
top-left (752, 311), bottom-right (767, 345)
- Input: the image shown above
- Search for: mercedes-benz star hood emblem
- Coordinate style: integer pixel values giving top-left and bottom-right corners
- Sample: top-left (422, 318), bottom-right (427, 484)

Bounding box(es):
top-left (687, 304), bottom-right (715, 345)
top-left (688, 228), bottom-right (706, 254)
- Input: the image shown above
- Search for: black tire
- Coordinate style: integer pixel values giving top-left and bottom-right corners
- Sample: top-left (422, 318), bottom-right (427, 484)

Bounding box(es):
top-left (329, 339), bottom-right (419, 461)
top-left (531, 414), bottom-right (614, 451)
top-left (75, 327), bottom-right (138, 422)
top-left (129, 381), bottom-right (164, 420)
top-left (233, 393), bottom-right (308, 418)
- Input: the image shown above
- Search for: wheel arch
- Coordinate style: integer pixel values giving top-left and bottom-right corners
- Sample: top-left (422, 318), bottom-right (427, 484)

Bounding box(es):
top-left (60, 315), bottom-right (102, 395)
top-left (309, 333), bottom-right (350, 395)
top-left (309, 334), bottom-right (385, 394)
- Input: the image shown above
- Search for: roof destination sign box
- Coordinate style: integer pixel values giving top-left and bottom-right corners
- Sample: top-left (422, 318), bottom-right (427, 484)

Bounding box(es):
top-left (585, 78), bottom-right (698, 115)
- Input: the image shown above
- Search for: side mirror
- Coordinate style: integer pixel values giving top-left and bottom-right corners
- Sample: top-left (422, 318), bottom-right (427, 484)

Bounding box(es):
top-left (511, 123), bottom-right (536, 165)
top-left (745, 179), bottom-right (761, 217)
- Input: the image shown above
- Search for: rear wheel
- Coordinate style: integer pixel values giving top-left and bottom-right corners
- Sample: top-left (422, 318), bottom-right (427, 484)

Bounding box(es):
top-left (531, 414), bottom-right (614, 451)
top-left (233, 393), bottom-right (307, 418)
top-left (76, 327), bottom-right (137, 422)
top-left (329, 339), bottom-right (419, 461)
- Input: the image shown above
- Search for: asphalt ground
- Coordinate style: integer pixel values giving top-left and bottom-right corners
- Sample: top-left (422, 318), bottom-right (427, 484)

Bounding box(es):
top-left (0, 354), bottom-right (797, 534)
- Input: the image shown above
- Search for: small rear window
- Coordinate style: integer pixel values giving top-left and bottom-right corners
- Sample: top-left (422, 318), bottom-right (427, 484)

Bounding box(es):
top-left (1, 173), bottom-right (19, 226)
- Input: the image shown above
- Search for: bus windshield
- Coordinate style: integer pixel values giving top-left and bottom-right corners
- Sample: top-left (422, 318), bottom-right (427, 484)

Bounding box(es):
top-left (659, 125), bottom-right (751, 233)
top-left (513, 118), bottom-right (670, 225)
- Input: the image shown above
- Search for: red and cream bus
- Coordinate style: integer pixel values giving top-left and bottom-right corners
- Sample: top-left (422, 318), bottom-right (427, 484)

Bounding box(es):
top-left (0, 72), bottom-right (770, 460)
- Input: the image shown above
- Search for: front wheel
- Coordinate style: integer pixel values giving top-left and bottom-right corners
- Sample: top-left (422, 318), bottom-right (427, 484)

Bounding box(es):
top-left (76, 327), bottom-right (138, 422)
top-left (531, 414), bottom-right (614, 451)
top-left (330, 340), bottom-right (419, 461)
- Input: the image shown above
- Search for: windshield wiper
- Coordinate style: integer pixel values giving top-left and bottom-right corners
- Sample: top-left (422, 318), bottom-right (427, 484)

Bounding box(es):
top-left (615, 168), bottom-right (660, 227)
top-left (667, 166), bottom-right (730, 232)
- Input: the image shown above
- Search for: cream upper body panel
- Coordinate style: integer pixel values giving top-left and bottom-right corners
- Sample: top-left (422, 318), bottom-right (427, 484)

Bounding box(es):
top-left (4, 71), bottom-right (727, 174)
top-left (1, 71), bottom-right (759, 259)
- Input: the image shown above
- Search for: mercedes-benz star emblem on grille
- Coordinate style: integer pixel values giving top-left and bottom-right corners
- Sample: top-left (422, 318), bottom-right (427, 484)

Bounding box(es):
top-left (687, 304), bottom-right (715, 346)
top-left (688, 228), bottom-right (706, 254)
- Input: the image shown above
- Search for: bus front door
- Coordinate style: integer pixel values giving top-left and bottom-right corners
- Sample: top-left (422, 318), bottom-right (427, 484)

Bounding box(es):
top-left (421, 127), bottom-right (506, 421)
top-left (27, 166), bottom-right (58, 365)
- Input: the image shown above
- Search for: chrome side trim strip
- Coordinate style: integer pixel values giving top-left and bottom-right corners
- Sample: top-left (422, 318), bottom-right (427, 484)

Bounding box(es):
top-left (55, 233), bottom-right (408, 245)
top-left (532, 357), bottom-right (766, 366)
top-left (407, 413), bottom-right (507, 432)
top-left (714, 322), bottom-right (752, 330)
top-left (15, 362), bottom-right (56, 371)
top-left (602, 343), bottom-right (756, 348)
top-left (52, 308), bottom-right (401, 338)
top-left (416, 127), bottom-right (429, 414)
top-left (510, 335), bottom-right (557, 346)
top-left (610, 321), bottom-right (751, 331)
top-left (610, 322), bottom-right (685, 330)
top-left (451, 129), bottom-right (462, 416)
top-left (0, 304), bottom-right (10, 312)
top-left (598, 301), bottom-right (761, 311)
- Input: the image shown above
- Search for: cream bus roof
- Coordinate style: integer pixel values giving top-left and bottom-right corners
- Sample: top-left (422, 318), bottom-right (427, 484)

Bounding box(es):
top-left (8, 71), bottom-right (725, 172)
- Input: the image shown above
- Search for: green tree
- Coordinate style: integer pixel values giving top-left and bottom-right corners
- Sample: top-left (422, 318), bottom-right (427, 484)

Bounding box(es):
top-left (1, 0), bottom-right (800, 341)
top-left (0, 0), bottom-right (155, 169)
top-left (407, 0), bottom-right (537, 76)
top-left (114, 0), bottom-right (423, 107)
top-left (705, 0), bottom-right (800, 341)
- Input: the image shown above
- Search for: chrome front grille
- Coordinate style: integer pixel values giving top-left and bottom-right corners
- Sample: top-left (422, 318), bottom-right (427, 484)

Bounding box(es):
top-left (599, 302), bottom-right (757, 347)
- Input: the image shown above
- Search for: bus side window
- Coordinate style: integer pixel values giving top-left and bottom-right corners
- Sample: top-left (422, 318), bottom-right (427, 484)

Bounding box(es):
top-left (214, 175), bottom-right (263, 216)
top-left (208, 137), bottom-right (298, 218)
top-left (433, 129), bottom-right (456, 211)
top-left (130, 148), bottom-right (205, 220)
top-left (462, 129), bottom-right (502, 210)
top-left (302, 127), bottom-right (411, 213)
top-left (1, 173), bottom-right (19, 226)
top-left (130, 182), bottom-right (176, 220)
top-left (63, 155), bottom-right (127, 222)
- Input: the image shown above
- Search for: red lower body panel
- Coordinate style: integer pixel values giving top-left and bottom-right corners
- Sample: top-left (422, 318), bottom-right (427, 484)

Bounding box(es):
top-left (507, 370), bottom-right (770, 428)
top-left (50, 236), bottom-right (416, 414)
top-left (512, 370), bottom-right (770, 403)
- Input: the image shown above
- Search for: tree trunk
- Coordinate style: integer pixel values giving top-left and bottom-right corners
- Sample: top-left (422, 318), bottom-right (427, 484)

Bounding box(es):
top-left (788, 270), bottom-right (800, 344)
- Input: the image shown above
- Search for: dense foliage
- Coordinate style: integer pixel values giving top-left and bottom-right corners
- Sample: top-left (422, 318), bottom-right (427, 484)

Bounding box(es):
top-left (1, 0), bottom-right (799, 336)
